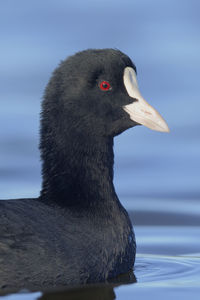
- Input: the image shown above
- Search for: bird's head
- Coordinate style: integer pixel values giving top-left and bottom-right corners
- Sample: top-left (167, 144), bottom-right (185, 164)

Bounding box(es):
top-left (43, 49), bottom-right (169, 139)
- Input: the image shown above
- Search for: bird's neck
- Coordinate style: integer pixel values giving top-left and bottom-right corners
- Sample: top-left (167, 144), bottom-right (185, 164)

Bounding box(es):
top-left (40, 131), bottom-right (117, 208)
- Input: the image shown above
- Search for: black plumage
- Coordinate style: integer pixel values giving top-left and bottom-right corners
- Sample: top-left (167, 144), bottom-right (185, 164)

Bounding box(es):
top-left (0, 49), bottom-right (168, 292)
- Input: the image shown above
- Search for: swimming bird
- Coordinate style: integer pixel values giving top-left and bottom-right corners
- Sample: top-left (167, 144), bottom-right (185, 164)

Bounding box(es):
top-left (0, 49), bottom-right (169, 292)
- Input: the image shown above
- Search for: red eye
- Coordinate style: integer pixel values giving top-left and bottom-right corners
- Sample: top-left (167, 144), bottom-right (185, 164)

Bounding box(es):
top-left (99, 81), bottom-right (111, 91)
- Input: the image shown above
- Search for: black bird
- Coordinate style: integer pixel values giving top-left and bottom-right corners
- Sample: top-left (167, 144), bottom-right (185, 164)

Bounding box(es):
top-left (0, 49), bottom-right (169, 292)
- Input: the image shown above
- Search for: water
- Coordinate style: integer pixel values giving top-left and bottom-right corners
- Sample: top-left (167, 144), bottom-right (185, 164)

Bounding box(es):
top-left (0, 0), bottom-right (200, 299)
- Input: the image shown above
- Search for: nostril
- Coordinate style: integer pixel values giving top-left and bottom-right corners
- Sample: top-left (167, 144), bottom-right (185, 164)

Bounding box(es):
top-left (141, 109), bottom-right (152, 115)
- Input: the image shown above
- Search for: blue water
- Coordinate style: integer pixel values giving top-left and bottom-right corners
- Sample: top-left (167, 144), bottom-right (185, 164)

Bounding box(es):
top-left (0, 0), bottom-right (200, 299)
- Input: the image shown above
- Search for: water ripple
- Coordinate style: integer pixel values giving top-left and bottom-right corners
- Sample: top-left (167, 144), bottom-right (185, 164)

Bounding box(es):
top-left (135, 254), bottom-right (200, 287)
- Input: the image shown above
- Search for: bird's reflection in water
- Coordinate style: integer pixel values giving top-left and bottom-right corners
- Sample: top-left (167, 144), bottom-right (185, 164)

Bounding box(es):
top-left (39, 271), bottom-right (136, 300)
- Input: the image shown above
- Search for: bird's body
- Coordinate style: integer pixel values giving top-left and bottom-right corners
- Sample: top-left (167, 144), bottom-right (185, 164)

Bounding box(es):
top-left (0, 198), bottom-right (134, 290)
top-left (0, 49), bottom-right (169, 292)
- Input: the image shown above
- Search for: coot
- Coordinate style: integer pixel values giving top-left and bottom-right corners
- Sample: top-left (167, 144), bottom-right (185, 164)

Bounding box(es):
top-left (0, 49), bottom-right (169, 292)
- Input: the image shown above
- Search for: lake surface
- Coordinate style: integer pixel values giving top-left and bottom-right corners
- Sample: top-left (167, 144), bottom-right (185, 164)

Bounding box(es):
top-left (0, 0), bottom-right (200, 299)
